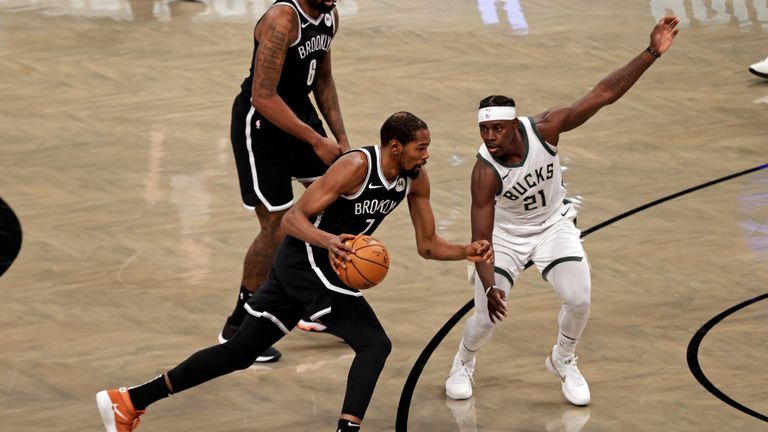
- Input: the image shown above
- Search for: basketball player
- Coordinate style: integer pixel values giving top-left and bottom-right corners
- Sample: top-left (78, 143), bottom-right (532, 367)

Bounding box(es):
top-left (223, 0), bottom-right (350, 362)
top-left (445, 17), bottom-right (680, 406)
top-left (96, 112), bottom-right (493, 432)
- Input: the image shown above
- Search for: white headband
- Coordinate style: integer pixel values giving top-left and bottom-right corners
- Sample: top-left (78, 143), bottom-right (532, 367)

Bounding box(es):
top-left (477, 106), bottom-right (517, 123)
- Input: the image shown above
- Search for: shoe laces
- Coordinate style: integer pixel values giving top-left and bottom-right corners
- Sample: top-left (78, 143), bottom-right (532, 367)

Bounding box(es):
top-left (450, 361), bottom-right (475, 384)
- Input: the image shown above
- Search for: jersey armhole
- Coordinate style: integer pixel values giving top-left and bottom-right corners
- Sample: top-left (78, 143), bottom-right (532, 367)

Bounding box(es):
top-left (272, 3), bottom-right (302, 46)
top-left (528, 117), bottom-right (557, 156)
top-left (476, 153), bottom-right (503, 197)
top-left (341, 149), bottom-right (371, 200)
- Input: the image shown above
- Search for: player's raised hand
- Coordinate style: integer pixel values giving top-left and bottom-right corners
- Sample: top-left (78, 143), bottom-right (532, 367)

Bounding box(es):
top-left (465, 240), bottom-right (494, 264)
top-left (650, 16), bottom-right (679, 55)
top-left (328, 233), bottom-right (356, 271)
top-left (486, 287), bottom-right (507, 323)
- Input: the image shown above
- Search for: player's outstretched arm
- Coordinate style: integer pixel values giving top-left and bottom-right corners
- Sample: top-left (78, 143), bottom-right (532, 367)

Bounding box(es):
top-left (407, 169), bottom-right (493, 262)
top-left (251, 6), bottom-right (341, 163)
top-left (281, 152), bottom-right (367, 267)
top-left (535, 16), bottom-right (680, 144)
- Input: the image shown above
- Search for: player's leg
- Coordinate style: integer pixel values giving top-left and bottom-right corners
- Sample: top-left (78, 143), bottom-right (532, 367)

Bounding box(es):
top-left (445, 269), bottom-right (514, 400)
top-left (321, 295), bottom-right (392, 430)
top-left (534, 218), bottom-right (591, 405)
top-left (96, 278), bottom-right (303, 431)
top-left (222, 96), bottom-right (295, 361)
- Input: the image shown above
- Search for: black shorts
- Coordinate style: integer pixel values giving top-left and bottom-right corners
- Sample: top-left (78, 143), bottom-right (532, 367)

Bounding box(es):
top-left (230, 92), bottom-right (329, 212)
top-left (245, 237), bottom-right (368, 333)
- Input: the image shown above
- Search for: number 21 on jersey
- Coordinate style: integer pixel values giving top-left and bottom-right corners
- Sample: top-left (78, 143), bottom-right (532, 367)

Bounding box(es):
top-left (523, 190), bottom-right (547, 211)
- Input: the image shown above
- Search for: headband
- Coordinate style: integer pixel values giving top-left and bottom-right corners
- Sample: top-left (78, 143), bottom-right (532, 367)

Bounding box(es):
top-left (477, 106), bottom-right (517, 123)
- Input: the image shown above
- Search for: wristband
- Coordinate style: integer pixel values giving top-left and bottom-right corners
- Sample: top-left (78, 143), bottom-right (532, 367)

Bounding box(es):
top-left (645, 47), bottom-right (661, 58)
top-left (485, 285), bottom-right (496, 295)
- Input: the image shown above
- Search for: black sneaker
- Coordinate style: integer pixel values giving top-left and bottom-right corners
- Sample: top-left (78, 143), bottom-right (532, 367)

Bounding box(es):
top-left (218, 322), bottom-right (282, 363)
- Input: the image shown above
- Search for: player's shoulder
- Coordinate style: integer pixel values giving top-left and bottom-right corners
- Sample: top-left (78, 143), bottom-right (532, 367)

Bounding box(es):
top-left (262, 1), bottom-right (300, 25)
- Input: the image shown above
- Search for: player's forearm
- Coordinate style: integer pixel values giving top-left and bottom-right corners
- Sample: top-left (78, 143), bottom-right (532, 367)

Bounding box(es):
top-left (282, 209), bottom-right (335, 249)
top-left (314, 78), bottom-right (348, 149)
top-left (417, 235), bottom-right (467, 261)
top-left (252, 96), bottom-right (325, 146)
top-left (594, 49), bottom-right (657, 105)
top-left (475, 260), bottom-right (496, 290)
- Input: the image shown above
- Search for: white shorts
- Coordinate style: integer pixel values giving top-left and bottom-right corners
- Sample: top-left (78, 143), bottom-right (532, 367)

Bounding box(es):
top-left (474, 212), bottom-right (585, 293)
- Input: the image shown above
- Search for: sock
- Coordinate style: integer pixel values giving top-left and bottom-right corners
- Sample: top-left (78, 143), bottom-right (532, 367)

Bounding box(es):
top-left (337, 419), bottom-right (361, 431)
top-left (128, 374), bottom-right (172, 411)
top-left (226, 285), bottom-right (253, 326)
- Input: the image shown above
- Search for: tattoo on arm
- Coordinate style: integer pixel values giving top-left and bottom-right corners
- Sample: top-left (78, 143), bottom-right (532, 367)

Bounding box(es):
top-left (253, 21), bottom-right (294, 99)
top-left (600, 54), bottom-right (653, 102)
top-left (424, 248), bottom-right (432, 258)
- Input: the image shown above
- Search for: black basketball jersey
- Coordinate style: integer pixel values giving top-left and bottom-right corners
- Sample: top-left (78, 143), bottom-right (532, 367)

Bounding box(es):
top-left (241, 0), bottom-right (335, 110)
top-left (313, 146), bottom-right (410, 237)
top-left (277, 145), bottom-right (411, 297)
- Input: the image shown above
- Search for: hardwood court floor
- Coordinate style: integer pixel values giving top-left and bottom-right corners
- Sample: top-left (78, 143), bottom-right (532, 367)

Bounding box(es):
top-left (0, 0), bottom-right (766, 431)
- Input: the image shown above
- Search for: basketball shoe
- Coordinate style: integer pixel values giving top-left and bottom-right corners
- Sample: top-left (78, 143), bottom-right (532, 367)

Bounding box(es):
top-left (297, 318), bottom-right (328, 332)
top-left (96, 387), bottom-right (145, 432)
top-left (749, 57), bottom-right (768, 79)
top-left (545, 345), bottom-right (591, 406)
top-left (218, 322), bottom-right (282, 363)
top-left (445, 354), bottom-right (475, 400)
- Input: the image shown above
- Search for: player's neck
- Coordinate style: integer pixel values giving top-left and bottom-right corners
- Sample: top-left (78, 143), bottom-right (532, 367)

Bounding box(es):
top-left (499, 129), bottom-right (525, 165)
top-left (379, 147), bottom-right (400, 182)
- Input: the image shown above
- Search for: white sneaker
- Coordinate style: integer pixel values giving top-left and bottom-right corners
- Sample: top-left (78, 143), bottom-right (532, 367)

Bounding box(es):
top-left (749, 57), bottom-right (768, 79)
top-left (545, 346), bottom-right (591, 406)
top-left (446, 354), bottom-right (475, 400)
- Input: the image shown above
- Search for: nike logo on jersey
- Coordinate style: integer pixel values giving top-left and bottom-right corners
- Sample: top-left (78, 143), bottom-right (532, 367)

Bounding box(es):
top-left (301, 21), bottom-right (311, 28)
top-left (561, 207), bottom-right (570, 217)
top-left (501, 169), bottom-right (512, 180)
top-left (368, 183), bottom-right (383, 189)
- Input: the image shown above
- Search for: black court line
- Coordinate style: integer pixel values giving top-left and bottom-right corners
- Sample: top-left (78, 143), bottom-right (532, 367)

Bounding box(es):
top-left (395, 162), bottom-right (768, 431)
top-left (0, 196), bottom-right (23, 279)
top-left (687, 293), bottom-right (768, 423)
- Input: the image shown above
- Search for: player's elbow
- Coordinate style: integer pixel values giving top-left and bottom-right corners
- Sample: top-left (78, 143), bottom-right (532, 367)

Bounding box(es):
top-left (416, 242), bottom-right (435, 260)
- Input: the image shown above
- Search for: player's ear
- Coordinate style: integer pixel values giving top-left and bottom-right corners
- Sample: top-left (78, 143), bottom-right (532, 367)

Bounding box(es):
top-left (391, 140), bottom-right (402, 156)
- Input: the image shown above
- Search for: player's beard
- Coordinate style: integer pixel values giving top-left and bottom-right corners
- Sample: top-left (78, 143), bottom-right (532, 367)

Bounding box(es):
top-left (401, 166), bottom-right (421, 179)
top-left (315, 0), bottom-right (336, 13)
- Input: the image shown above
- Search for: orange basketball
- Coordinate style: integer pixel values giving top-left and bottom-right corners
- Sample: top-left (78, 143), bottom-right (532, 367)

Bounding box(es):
top-left (335, 235), bottom-right (389, 290)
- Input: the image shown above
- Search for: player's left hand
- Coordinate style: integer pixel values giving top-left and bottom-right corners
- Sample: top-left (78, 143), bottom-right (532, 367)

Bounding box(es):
top-left (649, 16), bottom-right (679, 55)
top-left (328, 233), bottom-right (356, 271)
top-left (464, 240), bottom-right (493, 264)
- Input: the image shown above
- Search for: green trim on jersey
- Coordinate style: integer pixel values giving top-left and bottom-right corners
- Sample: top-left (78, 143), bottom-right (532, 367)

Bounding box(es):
top-left (494, 266), bottom-right (515, 287)
top-left (529, 117), bottom-right (557, 156)
top-left (476, 153), bottom-right (504, 196)
top-left (542, 256), bottom-right (583, 281)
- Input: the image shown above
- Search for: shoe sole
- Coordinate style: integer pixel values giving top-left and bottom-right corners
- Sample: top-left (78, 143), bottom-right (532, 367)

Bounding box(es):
top-left (95, 391), bottom-right (118, 432)
top-left (218, 333), bottom-right (282, 363)
top-left (749, 68), bottom-right (768, 79)
top-left (545, 356), bottom-right (590, 406)
top-left (297, 320), bottom-right (327, 332)
top-left (445, 388), bottom-right (472, 400)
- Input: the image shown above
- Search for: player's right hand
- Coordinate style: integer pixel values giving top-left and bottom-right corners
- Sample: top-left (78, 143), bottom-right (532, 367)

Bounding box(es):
top-left (487, 287), bottom-right (508, 323)
top-left (328, 233), bottom-right (356, 272)
top-left (313, 136), bottom-right (343, 166)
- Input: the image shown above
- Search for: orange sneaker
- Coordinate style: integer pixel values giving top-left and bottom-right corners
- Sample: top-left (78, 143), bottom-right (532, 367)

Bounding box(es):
top-left (96, 387), bottom-right (145, 431)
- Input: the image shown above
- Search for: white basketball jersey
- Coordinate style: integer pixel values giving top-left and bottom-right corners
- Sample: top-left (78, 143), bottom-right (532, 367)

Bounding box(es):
top-left (476, 116), bottom-right (572, 235)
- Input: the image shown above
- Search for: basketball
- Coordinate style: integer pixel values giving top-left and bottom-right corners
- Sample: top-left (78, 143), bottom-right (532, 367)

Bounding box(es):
top-left (335, 235), bottom-right (389, 290)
